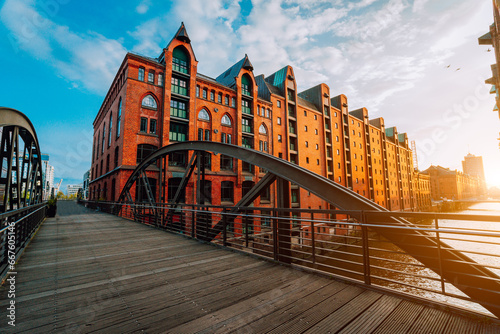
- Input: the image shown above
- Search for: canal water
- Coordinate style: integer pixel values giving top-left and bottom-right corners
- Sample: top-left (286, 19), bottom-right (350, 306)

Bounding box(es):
top-left (381, 202), bottom-right (500, 316)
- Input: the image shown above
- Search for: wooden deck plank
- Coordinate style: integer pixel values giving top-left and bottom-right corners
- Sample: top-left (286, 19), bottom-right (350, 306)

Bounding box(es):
top-left (1, 201), bottom-right (499, 334)
top-left (407, 307), bottom-right (451, 333)
top-left (306, 289), bottom-right (382, 334)
top-left (372, 300), bottom-right (425, 334)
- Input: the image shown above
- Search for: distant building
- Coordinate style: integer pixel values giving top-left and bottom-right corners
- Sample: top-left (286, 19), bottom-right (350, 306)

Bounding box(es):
top-left (67, 184), bottom-right (82, 197)
top-left (462, 153), bottom-right (487, 194)
top-left (41, 153), bottom-right (54, 200)
top-left (412, 172), bottom-right (431, 211)
top-left (422, 166), bottom-right (481, 201)
top-left (82, 170), bottom-right (90, 199)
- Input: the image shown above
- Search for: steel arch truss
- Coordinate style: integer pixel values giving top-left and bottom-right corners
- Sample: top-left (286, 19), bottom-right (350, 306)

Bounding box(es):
top-left (0, 108), bottom-right (43, 212)
top-left (118, 141), bottom-right (500, 317)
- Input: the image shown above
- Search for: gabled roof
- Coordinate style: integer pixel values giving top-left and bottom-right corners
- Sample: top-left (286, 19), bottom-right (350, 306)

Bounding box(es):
top-left (265, 66), bottom-right (289, 94)
top-left (216, 54), bottom-right (253, 88)
top-left (297, 96), bottom-right (319, 112)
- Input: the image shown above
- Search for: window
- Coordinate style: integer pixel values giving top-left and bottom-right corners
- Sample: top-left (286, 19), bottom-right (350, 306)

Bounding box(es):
top-left (314, 115), bottom-right (317, 120)
top-left (221, 114), bottom-right (232, 127)
top-left (315, 129), bottom-right (318, 135)
top-left (150, 119), bottom-right (157, 134)
top-left (305, 141), bottom-right (309, 147)
top-left (169, 122), bottom-right (188, 142)
top-left (316, 159), bottom-right (320, 165)
top-left (205, 129), bottom-right (210, 141)
top-left (168, 178), bottom-right (185, 203)
top-left (278, 135), bottom-right (282, 142)
top-left (335, 123), bottom-right (338, 129)
top-left (142, 95), bottom-right (157, 109)
top-left (136, 144), bottom-right (158, 164)
top-left (198, 108), bottom-right (210, 121)
top-left (221, 133), bottom-right (232, 144)
top-left (231, 97), bottom-right (236, 107)
top-left (158, 73), bottom-right (163, 86)
top-left (210, 90), bottom-right (215, 101)
top-left (96, 132), bottom-right (100, 159)
top-left (203, 88), bottom-right (208, 99)
top-left (304, 110), bottom-right (307, 117)
top-left (198, 128), bottom-right (203, 141)
top-left (277, 100), bottom-right (281, 108)
top-left (196, 85), bottom-right (200, 97)
top-left (114, 147), bottom-right (119, 168)
top-left (140, 117), bottom-right (147, 132)
top-left (201, 180), bottom-right (212, 203)
top-left (277, 117), bottom-right (281, 125)
top-left (259, 140), bottom-right (268, 152)
top-left (108, 114), bottom-right (112, 147)
top-left (116, 98), bottom-right (122, 138)
top-left (242, 99), bottom-right (251, 115)
top-left (259, 124), bottom-right (267, 135)
top-left (218, 92), bottom-right (222, 103)
top-left (148, 71), bottom-right (154, 83)
top-left (171, 77), bottom-right (188, 95)
top-left (102, 123), bottom-right (105, 154)
top-left (336, 136), bottom-right (339, 142)
top-left (306, 157), bottom-right (309, 163)
top-left (138, 67), bottom-right (145, 81)
top-left (241, 74), bottom-right (252, 96)
top-left (168, 151), bottom-right (187, 167)
top-left (337, 149), bottom-right (340, 155)
top-left (266, 108), bottom-right (270, 118)
top-left (172, 47), bottom-right (189, 74)
top-left (225, 95), bottom-right (229, 105)
top-left (242, 137), bottom-right (253, 148)
top-left (170, 100), bottom-right (187, 119)
top-left (221, 181), bottom-right (234, 202)
top-left (220, 155), bottom-right (233, 171)
top-left (316, 144), bottom-right (319, 150)
top-left (242, 118), bottom-right (252, 133)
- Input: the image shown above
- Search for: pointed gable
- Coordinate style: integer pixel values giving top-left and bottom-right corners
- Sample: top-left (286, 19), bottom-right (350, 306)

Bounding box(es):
top-left (216, 54), bottom-right (253, 88)
top-left (175, 22), bottom-right (191, 43)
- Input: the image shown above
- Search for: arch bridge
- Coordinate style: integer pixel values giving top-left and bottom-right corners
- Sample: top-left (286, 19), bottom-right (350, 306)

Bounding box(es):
top-left (115, 141), bottom-right (500, 318)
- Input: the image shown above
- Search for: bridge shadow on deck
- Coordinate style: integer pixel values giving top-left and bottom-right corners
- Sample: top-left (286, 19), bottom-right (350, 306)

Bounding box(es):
top-left (1, 201), bottom-right (499, 333)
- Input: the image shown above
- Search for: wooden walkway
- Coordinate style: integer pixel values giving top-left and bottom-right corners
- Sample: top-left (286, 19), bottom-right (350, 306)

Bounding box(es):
top-left (1, 201), bottom-right (499, 333)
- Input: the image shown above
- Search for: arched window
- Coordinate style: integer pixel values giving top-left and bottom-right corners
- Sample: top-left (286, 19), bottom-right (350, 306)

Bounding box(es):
top-left (259, 124), bottom-right (267, 135)
top-left (241, 74), bottom-right (252, 96)
top-left (141, 95), bottom-right (157, 109)
top-left (198, 108), bottom-right (210, 121)
top-left (221, 114), bottom-right (232, 127)
top-left (172, 47), bottom-right (189, 74)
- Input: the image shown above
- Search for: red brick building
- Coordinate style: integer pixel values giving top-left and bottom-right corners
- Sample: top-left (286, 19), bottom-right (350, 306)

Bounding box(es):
top-left (90, 23), bottom-right (424, 212)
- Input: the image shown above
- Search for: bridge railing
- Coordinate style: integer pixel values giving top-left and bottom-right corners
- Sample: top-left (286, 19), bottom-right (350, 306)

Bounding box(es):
top-left (80, 200), bottom-right (500, 318)
top-left (0, 203), bottom-right (47, 282)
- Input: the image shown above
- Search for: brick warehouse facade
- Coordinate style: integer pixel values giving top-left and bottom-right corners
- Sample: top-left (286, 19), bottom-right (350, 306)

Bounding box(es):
top-left (90, 23), bottom-right (428, 212)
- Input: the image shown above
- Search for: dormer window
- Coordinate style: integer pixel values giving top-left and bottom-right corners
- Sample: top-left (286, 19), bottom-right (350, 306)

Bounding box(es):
top-left (142, 95), bottom-right (157, 109)
top-left (172, 47), bottom-right (189, 74)
top-left (241, 74), bottom-right (252, 96)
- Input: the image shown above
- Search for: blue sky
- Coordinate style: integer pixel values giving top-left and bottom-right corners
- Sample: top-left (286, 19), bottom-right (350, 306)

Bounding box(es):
top-left (1, 0), bottom-right (499, 191)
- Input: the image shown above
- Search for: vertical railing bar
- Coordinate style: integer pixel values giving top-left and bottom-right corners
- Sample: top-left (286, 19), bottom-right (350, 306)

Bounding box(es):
top-left (361, 211), bottom-right (371, 285)
top-left (311, 212), bottom-right (316, 265)
top-left (435, 216), bottom-right (446, 295)
top-left (223, 207), bottom-right (227, 247)
top-left (244, 211), bottom-right (249, 248)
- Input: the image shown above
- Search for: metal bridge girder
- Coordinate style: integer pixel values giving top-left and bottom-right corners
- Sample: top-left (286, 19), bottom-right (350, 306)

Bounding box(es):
top-left (117, 141), bottom-right (500, 318)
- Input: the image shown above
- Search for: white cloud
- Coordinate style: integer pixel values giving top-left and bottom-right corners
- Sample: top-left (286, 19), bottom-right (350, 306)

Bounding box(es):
top-left (136, 0), bottom-right (151, 14)
top-left (0, 0), bottom-right (126, 93)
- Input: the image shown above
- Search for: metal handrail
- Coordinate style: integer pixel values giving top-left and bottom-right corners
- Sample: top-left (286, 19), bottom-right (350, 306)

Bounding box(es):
top-left (80, 200), bottom-right (500, 318)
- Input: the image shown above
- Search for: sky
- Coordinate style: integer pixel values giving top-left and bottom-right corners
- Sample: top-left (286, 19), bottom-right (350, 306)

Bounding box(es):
top-left (1, 0), bottom-right (499, 192)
